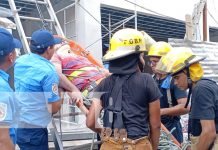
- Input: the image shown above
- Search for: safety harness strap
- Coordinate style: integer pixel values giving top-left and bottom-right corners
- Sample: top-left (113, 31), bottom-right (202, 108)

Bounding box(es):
top-left (166, 88), bottom-right (172, 108)
top-left (104, 74), bottom-right (132, 129)
top-left (185, 67), bottom-right (192, 108)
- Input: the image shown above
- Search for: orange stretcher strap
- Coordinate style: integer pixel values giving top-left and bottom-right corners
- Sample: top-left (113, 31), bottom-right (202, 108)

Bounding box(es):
top-left (55, 35), bottom-right (104, 68)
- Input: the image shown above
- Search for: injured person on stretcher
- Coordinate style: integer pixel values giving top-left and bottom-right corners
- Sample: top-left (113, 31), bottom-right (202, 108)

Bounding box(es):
top-left (51, 41), bottom-right (110, 106)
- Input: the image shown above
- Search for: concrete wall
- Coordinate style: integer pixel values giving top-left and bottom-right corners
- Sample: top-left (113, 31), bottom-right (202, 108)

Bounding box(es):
top-left (75, 0), bottom-right (102, 61)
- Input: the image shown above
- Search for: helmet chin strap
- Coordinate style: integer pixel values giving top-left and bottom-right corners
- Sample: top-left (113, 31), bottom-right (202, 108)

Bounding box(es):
top-left (185, 67), bottom-right (192, 108)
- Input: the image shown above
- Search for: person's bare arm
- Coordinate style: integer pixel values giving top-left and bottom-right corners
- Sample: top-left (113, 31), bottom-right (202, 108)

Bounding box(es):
top-left (48, 100), bottom-right (62, 114)
top-left (0, 128), bottom-right (14, 150)
top-left (149, 99), bottom-right (161, 150)
top-left (196, 120), bottom-right (216, 150)
top-left (161, 97), bottom-right (189, 116)
top-left (86, 98), bottom-right (103, 133)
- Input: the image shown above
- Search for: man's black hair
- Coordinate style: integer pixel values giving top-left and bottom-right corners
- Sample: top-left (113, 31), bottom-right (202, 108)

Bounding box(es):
top-left (30, 40), bottom-right (49, 54)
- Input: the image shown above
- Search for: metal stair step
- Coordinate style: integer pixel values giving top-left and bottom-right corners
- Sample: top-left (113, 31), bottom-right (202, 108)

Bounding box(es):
top-left (18, 0), bottom-right (47, 5)
top-left (19, 15), bottom-right (54, 22)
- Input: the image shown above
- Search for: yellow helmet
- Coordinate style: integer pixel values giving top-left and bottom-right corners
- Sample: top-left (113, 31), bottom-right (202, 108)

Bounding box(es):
top-left (156, 47), bottom-right (205, 81)
top-left (148, 41), bottom-right (172, 57)
top-left (141, 31), bottom-right (156, 51)
top-left (103, 28), bottom-right (146, 61)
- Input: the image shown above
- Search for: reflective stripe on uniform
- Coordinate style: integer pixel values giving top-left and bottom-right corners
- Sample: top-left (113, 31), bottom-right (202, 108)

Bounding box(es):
top-left (66, 66), bottom-right (98, 80)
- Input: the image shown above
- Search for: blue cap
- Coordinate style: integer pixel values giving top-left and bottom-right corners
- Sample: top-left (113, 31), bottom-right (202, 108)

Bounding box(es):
top-left (0, 28), bottom-right (22, 56)
top-left (30, 29), bottom-right (62, 52)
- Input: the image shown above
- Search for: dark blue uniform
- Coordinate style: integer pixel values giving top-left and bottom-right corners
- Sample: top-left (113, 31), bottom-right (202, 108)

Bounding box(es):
top-left (154, 76), bottom-right (187, 143)
top-left (190, 79), bottom-right (218, 136)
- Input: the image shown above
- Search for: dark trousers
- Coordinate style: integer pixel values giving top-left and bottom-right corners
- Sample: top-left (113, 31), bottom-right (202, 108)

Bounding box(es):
top-left (164, 120), bottom-right (183, 143)
top-left (17, 128), bottom-right (49, 150)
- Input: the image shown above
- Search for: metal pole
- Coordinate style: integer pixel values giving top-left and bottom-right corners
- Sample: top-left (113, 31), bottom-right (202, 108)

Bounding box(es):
top-left (109, 14), bottom-right (111, 41)
top-left (64, 10), bottom-right (66, 35)
top-left (51, 119), bottom-right (64, 150)
top-left (111, 15), bottom-right (135, 27)
top-left (86, 16), bottom-right (135, 49)
top-left (55, 3), bottom-right (76, 14)
top-left (134, 0), bottom-right (137, 29)
top-left (8, 0), bottom-right (30, 53)
top-left (75, 1), bottom-right (78, 41)
top-left (203, 0), bottom-right (208, 41)
top-left (45, 0), bottom-right (65, 36)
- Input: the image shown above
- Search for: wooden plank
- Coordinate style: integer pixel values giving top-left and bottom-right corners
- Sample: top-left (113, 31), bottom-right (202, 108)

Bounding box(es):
top-left (185, 14), bottom-right (194, 40)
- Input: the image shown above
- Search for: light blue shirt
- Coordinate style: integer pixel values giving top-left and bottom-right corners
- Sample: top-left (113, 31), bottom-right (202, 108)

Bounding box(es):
top-left (14, 53), bottom-right (60, 127)
top-left (0, 70), bottom-right (17, 144)
top-left (161, 75), bottom-right (172, 89)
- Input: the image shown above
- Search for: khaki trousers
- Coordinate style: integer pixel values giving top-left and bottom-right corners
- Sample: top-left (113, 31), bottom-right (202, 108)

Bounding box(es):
top-left (100, 136), bottom-right (152, 150)
top-left (190, 135), bottom-right (218, 150)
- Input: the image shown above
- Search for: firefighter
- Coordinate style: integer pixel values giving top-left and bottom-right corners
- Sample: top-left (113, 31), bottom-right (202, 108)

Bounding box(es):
top-left (86, 28), bottom-right (162, 150)
top-left (0, 28), bottom-right (22, 150)
top-left (14, 29), bottom-right (62, 150)
top-left (156, 47), bottom-right (218, 150)
top-left (147, 42), bottom-right (189, 143)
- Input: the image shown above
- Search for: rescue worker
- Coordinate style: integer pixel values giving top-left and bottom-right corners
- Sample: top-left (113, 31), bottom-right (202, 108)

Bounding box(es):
top-left (156, 47), bottom-right (218, 150)
top-left (86, 28), bottom-right (162, 150)
top-left (14, 29), bottom-right (62, 150)
top-left (148, 42), bottom-right (189, 143)
top-left (0, 28), bottom-right (21, 150)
